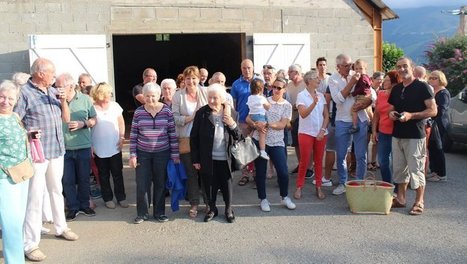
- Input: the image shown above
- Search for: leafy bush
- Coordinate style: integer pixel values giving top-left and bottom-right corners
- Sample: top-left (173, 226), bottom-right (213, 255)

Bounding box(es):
top-left (382, 42), bottom-right (404, 72)
top-left (424, 35), bottom-right (467, 96)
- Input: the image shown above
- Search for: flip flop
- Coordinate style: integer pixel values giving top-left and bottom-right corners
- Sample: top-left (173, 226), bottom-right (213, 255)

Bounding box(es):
top-left (392, 198), bottom-right (406, 208)
top-left (409, 203), bottom-right (424, 215)
top-left (238, 176), bottom-right (249, 186)
top-left (188, 206), bottom-right (198, 218)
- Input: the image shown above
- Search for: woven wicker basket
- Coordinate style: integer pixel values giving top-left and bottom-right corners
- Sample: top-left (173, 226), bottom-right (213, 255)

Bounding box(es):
top-left (345, 177), bottom-right (395, 215)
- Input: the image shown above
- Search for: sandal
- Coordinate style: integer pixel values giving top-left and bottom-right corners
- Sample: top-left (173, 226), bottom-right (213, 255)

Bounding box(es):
top-left (367, 162), bottom-right (376, 171)
top-left (409, 202), bottom-right (424, 215)
top-left (238, 176), bottom-right (249, 186)
top-left (316, 187), bottom-right (325, 200)
top-left (392, 198), bottom-right (406, 208)
top-left (188, 206), bottom-right (198, 218)
top-left (294, 188), bottom-right (302, 200)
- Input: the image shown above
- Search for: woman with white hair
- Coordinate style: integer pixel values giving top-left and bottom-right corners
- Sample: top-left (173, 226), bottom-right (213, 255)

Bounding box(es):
top-left (0, 80), bottom-right (30, 263)
top-left (160, 78), bottom-right (177, 108)
top-left (129, 82), bottom-right (180, 224)
top-left (190, 84), bottom-right (241, 223)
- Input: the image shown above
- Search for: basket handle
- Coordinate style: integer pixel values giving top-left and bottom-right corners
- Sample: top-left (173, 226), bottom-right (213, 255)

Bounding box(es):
top-left (362, 171), bottom-right (377, 191)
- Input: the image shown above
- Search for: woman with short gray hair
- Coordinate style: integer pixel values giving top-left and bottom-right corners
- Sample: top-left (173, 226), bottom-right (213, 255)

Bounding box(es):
top-left (129, 82), bottom-right (180, 224)
top-left (0, 80), bottom-right (30, 263)
top-left (160, 78), bottom-right (177, 108)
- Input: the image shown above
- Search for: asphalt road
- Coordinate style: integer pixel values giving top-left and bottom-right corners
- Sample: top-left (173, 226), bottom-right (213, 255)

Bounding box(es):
top-left (3, 145), bottom-right (467, 264)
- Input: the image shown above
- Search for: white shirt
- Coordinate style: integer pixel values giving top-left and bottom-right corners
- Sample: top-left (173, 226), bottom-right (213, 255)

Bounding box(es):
top-left (91, 102), bottom-right (123, 158)
top-left (296, 89), bottom-right (328, 137)
top-left (247, 94), bottom-right (268, 115)
top-left (252, 97), bottom-right (292, 147)
top-left (328, 71), bottom-right (375, 123)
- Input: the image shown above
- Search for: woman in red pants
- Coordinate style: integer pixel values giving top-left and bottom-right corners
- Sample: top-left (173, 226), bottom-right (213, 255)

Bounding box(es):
top-left (294, 70), bottom-right (329, 200)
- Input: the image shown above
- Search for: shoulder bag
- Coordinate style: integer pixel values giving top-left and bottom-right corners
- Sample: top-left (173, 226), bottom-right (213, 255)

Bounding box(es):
top-left (230, 136), bottom-right (259, 169)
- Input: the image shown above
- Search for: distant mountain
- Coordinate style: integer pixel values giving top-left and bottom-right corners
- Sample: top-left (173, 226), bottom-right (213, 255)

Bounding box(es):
top-left (383, 6), bottom-right (460, 64)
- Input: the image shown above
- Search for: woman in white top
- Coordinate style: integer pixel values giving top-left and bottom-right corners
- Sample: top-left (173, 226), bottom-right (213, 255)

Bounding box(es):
top-left (294, 70), bottom-right (329, 200)
top-left (90, 83), bottom-right (128, 209)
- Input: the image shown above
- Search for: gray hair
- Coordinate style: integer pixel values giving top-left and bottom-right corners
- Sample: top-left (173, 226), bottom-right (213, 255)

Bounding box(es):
top-left (288, 64), bottom-right (302, 74)
top-left (207, 83), bottom-right (227, 102)
top-left (142, 82), bottom-right (161, 97)
top-left (303, 70), bottom-right (319, 85)
top-left (0, 80), bottom-right (19, 100)
top-left (12, 72), bottom-right (30, 86)
top-left (372, 71), bottom-right (385, 79)
top-left (335, 54), bottom-right (351, 65)
top-left (160, 78), bottom-right (176, 91)
top-left (56, 73), bottom-right (75, 87)
top-left (30, 58), bottom-right (54, 75)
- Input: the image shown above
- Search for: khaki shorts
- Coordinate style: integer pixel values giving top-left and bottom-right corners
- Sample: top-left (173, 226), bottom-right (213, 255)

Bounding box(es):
top-left (392, 137), bottom-right (427, 189)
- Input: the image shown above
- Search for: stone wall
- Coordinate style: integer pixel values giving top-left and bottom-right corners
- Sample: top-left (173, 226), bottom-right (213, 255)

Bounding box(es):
top-left (0, 0), bottom-right (373, 82)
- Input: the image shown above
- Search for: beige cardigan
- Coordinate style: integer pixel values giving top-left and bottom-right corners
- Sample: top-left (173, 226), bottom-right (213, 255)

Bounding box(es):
top-left (172, 87), bottom-right (208, 138)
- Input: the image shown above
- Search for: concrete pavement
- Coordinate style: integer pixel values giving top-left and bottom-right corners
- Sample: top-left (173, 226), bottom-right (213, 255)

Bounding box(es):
top-left (3, 146), bottom-right (467, 263)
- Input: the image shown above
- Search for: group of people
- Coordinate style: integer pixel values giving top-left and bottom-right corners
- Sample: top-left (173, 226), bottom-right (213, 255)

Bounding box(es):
top-left (0, 53), bottom-right (451, 263)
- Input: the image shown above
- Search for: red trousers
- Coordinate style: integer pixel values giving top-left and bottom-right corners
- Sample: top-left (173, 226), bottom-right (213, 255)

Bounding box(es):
top-left (297, 133), bottom-right (327, 188)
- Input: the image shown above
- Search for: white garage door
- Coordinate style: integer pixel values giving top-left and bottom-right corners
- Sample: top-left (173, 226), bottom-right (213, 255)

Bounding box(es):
top-left (28, 34), bottom-right (109, 85)
top-left (253, 33), bottom-right (310, 74)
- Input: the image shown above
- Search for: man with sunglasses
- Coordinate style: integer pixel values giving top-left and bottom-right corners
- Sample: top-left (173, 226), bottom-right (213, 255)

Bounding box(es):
top-left (328, 54), bottom-right (374, 195)
top-left (388, 57), bottom-right (436, 216)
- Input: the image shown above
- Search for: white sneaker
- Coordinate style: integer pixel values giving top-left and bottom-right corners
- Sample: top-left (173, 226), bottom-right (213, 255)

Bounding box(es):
top-left (332, 184), bottom-right (346, 195)
top-left (260, 199), bottom-right (271, 212)
top-left (260, 150), bottom-right (270, 160)
top-left (312, 178), bottom-right (333, 187)
top-left (41, 226), bottom-right (50, 235)
top-left (281, 196), bottom-right (296, 210)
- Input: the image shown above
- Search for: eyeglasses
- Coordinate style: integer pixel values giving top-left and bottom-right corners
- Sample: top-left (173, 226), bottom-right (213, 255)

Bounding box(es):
top-left (428, 76), bottom-right (439, 80)
top-left (400, 87), bottom-right (406, 100)
top-left (339, 63), bottom-right (352, 68)
top-left (271, 85), bottom-right (284, 90)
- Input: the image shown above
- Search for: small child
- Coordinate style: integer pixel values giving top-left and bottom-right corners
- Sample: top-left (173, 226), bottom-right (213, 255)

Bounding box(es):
top-left (247, 78), bottom-right (270, 160)
top-left (349, 59), bottom-right (373, 134)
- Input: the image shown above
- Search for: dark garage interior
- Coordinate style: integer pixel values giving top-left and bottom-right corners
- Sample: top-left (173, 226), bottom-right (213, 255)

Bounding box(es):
top-left (112, 33), bottom-right (244, 124)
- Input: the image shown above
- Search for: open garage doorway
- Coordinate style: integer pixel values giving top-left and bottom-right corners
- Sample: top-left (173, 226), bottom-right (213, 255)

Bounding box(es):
top-left (112, 33), bottom-right (245, 123)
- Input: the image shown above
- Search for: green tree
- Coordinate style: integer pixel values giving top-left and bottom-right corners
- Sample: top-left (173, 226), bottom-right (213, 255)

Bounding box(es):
top-left (424, 35), bottom-right (467, 96)
top-left (382, 42), bottom-right (404, 72)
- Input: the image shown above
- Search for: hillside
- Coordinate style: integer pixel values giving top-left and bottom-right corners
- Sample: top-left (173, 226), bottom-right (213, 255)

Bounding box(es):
top-left (383, 6), bottom-right (460, 64)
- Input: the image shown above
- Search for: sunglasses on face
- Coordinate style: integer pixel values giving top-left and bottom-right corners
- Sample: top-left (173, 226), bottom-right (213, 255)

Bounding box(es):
top-left (271, 85), bottom-right (284, 90)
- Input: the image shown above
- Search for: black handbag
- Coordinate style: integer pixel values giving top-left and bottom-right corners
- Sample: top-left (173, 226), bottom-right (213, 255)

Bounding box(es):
top-left (230, 136), bottom-right (259, 169)
top-left (429, 120), bottom-right (443, 150)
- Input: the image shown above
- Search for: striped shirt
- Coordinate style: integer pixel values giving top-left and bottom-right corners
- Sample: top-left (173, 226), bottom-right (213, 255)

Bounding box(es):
top-left (129, 104), bottom-right (179, 160)
top-left (14, 80), bottom-right (66, 160)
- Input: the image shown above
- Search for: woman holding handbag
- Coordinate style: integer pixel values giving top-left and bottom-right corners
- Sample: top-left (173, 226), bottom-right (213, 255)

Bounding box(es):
top-left (0, 80), bottom-right (30, 264)
top-left (172, 66), bottom-right (208, 218)
top-left (190, 84), bottom-right (241, 223)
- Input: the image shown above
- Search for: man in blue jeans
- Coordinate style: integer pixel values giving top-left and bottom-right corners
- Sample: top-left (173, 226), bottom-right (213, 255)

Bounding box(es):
top-left (328, 54), bottom-right (374, 195)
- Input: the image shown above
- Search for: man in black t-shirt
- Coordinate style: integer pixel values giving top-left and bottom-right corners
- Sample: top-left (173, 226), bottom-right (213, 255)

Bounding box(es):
top-left (387, 57), bottom-right (437, 216)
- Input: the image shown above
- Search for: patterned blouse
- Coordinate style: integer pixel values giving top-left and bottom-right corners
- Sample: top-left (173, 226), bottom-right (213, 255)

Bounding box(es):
top-left (0, 114), bottom-right (28, 179)
top-left (252, 97), bottom-right (292, 147)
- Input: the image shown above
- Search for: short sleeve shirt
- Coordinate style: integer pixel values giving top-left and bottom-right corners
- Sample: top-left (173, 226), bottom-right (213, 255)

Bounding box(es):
top-left (388, 79), bottom-right (434, 138)
top-left (92, 102), bottom-right (123, 158)
top-left (63, 91), bottom-right (97, 150)
top-left (296, 90), bottom-right (328, 137)
top-left (247, 94), bottom-right (268, 115)
top-left (253, 98), bottom-right (292, 147)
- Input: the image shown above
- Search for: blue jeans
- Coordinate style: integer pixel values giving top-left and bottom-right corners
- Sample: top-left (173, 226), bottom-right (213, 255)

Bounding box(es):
top-left (63, 148), bottom-right (91, 210)
top-left (135, 149), bottom-right (170, 217)
top-left (335, 120), bottom-right (368, 184)
top-left (0, 178), bottom-right (28, 264)
top-left (254, 140), bottom-right (289, 200)
top-left (377, 132), bottom-right (393, 183)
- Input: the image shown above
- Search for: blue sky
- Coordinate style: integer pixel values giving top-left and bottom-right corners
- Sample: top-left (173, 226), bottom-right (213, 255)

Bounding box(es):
top-left (384, 0), bottom-right (466, 8)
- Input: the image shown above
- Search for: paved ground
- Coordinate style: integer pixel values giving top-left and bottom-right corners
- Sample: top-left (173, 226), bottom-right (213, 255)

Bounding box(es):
top-left (2, 145), bottom-right (467, 264)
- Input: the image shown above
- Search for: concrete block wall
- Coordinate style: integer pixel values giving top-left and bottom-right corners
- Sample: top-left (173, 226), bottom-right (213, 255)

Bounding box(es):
top-left (0, 0), bottom-right (374, 82)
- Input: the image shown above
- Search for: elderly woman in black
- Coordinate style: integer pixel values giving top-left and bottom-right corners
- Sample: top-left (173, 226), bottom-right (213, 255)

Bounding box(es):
top-left (190, 84), bottom-right (241, 223)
